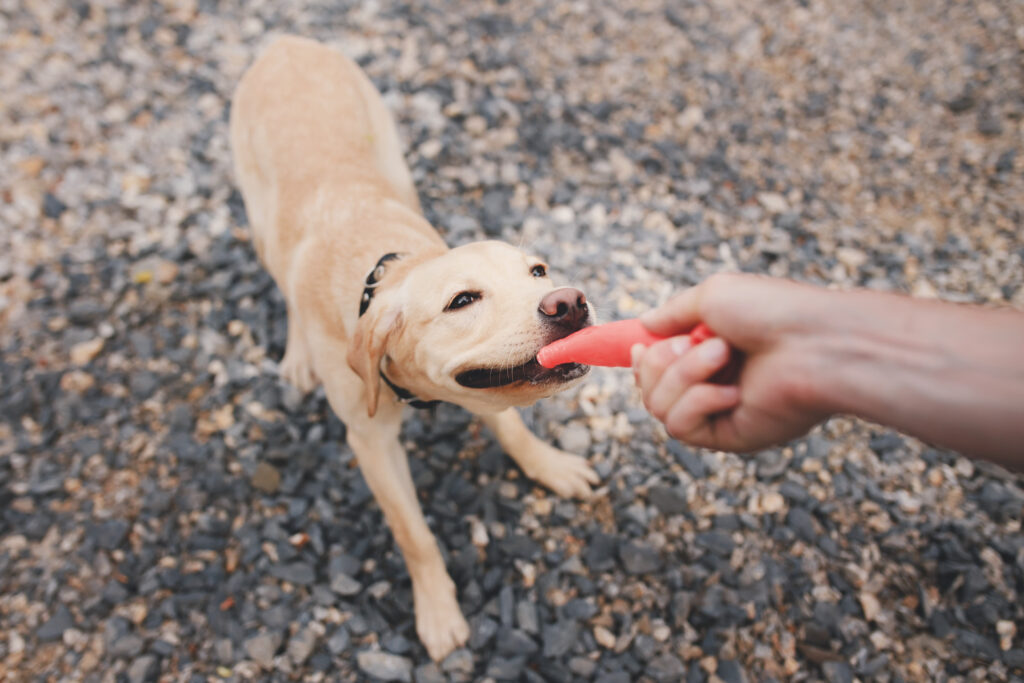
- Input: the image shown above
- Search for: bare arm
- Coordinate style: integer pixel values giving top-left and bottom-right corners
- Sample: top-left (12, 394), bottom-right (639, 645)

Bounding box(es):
top-left (631, 273), bottom-right (1024, 467)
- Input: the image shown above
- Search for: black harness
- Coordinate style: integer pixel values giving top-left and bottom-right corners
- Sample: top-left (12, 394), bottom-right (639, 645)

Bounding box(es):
top-left (359, 253), bottom-right (440, 409)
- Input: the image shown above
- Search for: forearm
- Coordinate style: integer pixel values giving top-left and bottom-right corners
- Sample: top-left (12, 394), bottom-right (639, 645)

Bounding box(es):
top-left (809, 289), bottom-right (1024, 467)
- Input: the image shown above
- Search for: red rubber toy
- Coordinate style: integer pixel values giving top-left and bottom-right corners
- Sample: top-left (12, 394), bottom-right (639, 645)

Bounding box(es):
top-left (537, 319), bottom-right (715, 368)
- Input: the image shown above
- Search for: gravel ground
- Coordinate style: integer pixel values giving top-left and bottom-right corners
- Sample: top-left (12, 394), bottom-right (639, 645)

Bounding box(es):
top-left (2, 0), bottom-right (1023, 681)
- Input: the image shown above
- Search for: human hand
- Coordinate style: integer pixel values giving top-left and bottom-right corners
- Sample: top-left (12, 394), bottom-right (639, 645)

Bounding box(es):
top-left (631, 273), bottom-right (836, 452)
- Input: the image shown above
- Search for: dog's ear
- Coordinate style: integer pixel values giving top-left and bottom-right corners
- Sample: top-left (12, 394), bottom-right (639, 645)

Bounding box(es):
top-left (346, 304), bottom-right (402, 417)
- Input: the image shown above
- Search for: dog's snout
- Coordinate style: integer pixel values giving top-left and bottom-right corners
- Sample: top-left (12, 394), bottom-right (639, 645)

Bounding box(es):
top-left (539, 287), bottom-right (589, 329)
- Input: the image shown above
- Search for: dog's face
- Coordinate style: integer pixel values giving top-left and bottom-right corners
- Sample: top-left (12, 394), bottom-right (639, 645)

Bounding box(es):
top-left (348, 241), bottom-right (592, 415)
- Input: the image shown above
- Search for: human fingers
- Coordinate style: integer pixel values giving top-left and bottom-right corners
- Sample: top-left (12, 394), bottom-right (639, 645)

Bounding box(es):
top-left (639, 286), bottom-right (702, 337)
top-left (662, 383), bottom-right (742, 446)
top-left (632, 335), bottom-right (693, 401)
top-left (645, 338), bottom-right (732, 421)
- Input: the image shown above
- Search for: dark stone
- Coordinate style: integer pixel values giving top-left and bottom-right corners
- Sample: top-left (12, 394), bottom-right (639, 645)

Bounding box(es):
top-left (497, 628), bottom-right (538, 656)
top-left (649, 485), bottom-right (688, 515)
top-left (756, 451), bottom-right (788, 480)
top-left (716, 660), bottom-right (748, 683)
top-left (786, 507), bottom-right (818, 543)
top-left (668, 441), bottom-right (706, 478)
top-left (804, 92), bottom-right (828, 117)
top-left (584, 533), bottom-right (619, 572)
top-left (946, 90), bottom-right (975, 113)
top-left (130, 371), bottom-right (161, 398)
top-left (977, 108), bottom-right (1004, 137)
top-left (1003, 648), bottom-right (1024, 670)
top-left (619, 540), bottom-right (663, 574)
top-left (68, 299), bottom-right (107, 325)
top-left (43, 192), bottom-right (67, 218)
top-left (37, 605), bottom-right (74, 641)
top-left (646, 653), bottom-right (686, 681)
top-left (269, 562), bottom-right (315, 585)
top-left (486, 655), bottom-right (526, 680)
top-left (542, 621), bottom-right (579, 658)
top-left (953, 629), bottom-right (1000, 662)
top-left (327, 627), bottom-right (350, 655)
top-left (822, 661), bottom-right (853, 683)
top-left (778, 481), bottom-right (810, 504)
top-left (91, 519), bottom-right (130, 550)
top-left (470, 615), bottom-right (499, 649)
top-left (696, 531), bottom-right (734, 557)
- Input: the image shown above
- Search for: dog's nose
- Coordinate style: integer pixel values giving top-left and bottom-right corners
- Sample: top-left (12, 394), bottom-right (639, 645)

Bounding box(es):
top-left (539, 287), bottom-right (589, 329)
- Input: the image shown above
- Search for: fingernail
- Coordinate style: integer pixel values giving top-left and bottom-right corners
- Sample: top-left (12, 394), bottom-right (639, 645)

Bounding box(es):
top-left (669, 336), bottom-right (691, 356)
top-left (630, 343), bottom-right (645, 366)
top-left (698, 337), bottom-right (727, 363)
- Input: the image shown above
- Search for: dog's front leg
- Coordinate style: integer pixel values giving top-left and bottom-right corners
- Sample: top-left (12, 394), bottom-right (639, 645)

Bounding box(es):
top-left (480, 408), bottom-right (599, 499)
top-left (345, 409), bottom-right (470, 661)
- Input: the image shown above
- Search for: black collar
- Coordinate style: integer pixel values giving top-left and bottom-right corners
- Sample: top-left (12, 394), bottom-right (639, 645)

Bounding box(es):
top-left (358, 252), bottom-right (440, 410)
top-left (359, 252), bottom-right (402, 317)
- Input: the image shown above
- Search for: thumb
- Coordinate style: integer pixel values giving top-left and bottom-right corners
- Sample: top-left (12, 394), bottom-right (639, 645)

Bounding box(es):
top-left (640, 287), bottom-right (702, 337)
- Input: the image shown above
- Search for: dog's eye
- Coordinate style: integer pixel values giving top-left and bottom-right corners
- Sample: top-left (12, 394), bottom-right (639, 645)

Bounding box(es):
top-left (530, 264), bottom-right (547, 278)
top-left (445, 291), bottom-right (481, 311)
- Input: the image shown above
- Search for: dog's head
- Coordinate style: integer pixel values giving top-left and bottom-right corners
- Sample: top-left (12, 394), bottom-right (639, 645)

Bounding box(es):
top-left (347, 241), bottom-right (592, 415)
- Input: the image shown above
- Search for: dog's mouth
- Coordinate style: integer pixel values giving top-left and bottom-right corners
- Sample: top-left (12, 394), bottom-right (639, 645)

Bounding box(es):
top-left (455, 358), bottom-right (589, 389)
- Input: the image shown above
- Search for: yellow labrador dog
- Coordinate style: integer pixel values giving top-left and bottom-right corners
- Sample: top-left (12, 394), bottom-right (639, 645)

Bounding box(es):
top-left (230, 36), bottom-right (599, 661)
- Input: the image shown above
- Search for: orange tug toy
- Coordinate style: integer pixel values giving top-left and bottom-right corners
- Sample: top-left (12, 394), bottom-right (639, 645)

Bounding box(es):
top-left (536, 319), bottom-right (715, 368)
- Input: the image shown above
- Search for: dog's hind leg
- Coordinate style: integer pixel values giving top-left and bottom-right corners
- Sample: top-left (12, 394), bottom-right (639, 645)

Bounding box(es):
top-left (279, 308), bottom-right (318, 394)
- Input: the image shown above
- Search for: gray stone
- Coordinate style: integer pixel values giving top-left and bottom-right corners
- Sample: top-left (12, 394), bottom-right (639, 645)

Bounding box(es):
top-left (516, 601), bottom-right (539, 634)
top-left (822, 661), bottom-right (854, 683)
top-left (619, 540), bottom-right (663, 574)
top-left (649, 485), bottom-right (687, 515)
top-left (646, 653), bottom-right (686, 682)
top-left (245, 632), bottom-right (281, 668)
top-left (356, 651), bottom-right (414, 682)
top-left (287, 626), bottom-right (319, 666)
top-left (441, 648), bottom-right (474, 674)
top-left (414, 663), bottom-right (445, 683)
top-left (330, 572), bottom-right (362, 596)
top-left (542, 621), bottom-right (579, 657)
top-left (127, 655), bottom-right (159, 683)
top-left (37, 605), bottom-right (73, 642)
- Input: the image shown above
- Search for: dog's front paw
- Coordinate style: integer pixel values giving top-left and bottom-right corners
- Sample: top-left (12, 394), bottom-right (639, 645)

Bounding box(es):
top-left (414, 583), bottom-right (469, 661)
top-left (527, 446), bottom-right (600, 499)
top-left (279, 345), bottom-right (318, 394)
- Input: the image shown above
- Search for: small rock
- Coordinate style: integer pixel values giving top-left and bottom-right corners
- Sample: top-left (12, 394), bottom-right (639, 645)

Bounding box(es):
top-left (37, 605), bottom-right (73, 642)
top-left (649, 485), bottom-right (688, 515)
top-left (245, 633), bottom-right (281, 668)
top-left (330, 572), bottom-right (362, 596)
top-left (357, 651), bottom-right (413, 682)
top-left (594, 625), bottom-right (616, 650)
top-left (252, 462), bottom-right (281, 494)
top-left (646, 653), bottom-right (686, 681)
top-left (441, 648), bottom-right (474, 674)
top-left (327, 627), bottom-right (350, 655)
top-left (786, 507), bottom-right (818, 543)
top-left (859, 592), bottom-right (881, 622)
top-left (414, 663), bottom-right (445, 683)
top-left (269, 562), bottom-right (315, 585)
top-left (558, 423), bottom-right (592, 453)
top-left (287, 626), bottom-right (319, 665)
top-left (127, 655), bottom-right (159, 683)
top-left (668, 441), bottom-right (707, 478)
top-left (619, 540), bottom-right (663, 574)
top-left (822, 661), bottom-right (854, 683)
top-left (757, 192), bottom-right (789, 214)
top-left (70, 338), bottom-right (104, 365)
top-left (542, 621), bottom-right (579, 657)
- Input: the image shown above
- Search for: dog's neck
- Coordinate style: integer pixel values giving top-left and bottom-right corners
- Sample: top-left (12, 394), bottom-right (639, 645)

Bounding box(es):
top-left (359, 252), bottom-right (442, 410)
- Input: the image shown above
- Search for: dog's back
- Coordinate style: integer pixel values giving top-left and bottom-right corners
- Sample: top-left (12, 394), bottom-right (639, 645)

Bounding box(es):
top-left (230, 36), bottom-right (420, 274)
